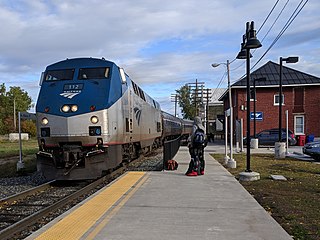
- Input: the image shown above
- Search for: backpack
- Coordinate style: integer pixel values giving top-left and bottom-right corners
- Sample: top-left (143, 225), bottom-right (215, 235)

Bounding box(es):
top-left (193, 129), bottom-right (205, 147)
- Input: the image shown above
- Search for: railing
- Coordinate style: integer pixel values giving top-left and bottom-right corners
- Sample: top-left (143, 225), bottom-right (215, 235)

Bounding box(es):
top-left (163, 136), bottom-right (181, 170)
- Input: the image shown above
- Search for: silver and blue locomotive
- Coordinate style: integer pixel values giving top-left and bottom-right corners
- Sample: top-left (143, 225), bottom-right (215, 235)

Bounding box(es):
top-left (36, 57), bottom-right (191, 180)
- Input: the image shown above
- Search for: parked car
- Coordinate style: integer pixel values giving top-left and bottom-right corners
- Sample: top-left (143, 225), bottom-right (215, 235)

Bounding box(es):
top-left (303, 141), bottom-right (320, 161)
top-left (243, 128), bottom-right (297, 146)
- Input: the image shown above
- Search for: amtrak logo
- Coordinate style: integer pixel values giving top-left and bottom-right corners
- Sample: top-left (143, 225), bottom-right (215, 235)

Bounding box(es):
top-left (134, 107), bottom-right (142, 125)
top-left (60, 92), bottom-right (81, 99)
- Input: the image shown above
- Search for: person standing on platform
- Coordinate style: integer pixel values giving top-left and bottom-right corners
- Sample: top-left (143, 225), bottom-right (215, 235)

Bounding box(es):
top-left (186, 116), bottom-right (207, 176)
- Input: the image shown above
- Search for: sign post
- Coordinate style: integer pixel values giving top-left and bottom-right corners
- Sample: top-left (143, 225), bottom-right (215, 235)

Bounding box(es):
top-left (17, 112), bottom-right (25, 171)
top-left (16, 112), bottom-right (36, 171)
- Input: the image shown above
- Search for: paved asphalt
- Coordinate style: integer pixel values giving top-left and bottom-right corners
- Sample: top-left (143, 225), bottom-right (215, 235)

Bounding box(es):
top-left (208, 138), bottom-right (319, 163)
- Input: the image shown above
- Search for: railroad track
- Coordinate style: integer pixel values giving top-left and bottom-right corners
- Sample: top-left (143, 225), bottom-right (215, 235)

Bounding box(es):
top-left (0, 148), bottom-right (162, 239)
top-left (0, 167), bottom-right (126, 240)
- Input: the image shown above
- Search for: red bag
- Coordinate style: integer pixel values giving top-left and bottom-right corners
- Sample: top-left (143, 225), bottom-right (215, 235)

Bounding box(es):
top-left (165, 160), bottom-right (178, 170)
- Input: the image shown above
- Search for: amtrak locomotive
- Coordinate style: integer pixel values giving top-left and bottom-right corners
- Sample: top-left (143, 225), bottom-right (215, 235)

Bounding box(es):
top-left (36, 57), bottom-right (192, 180)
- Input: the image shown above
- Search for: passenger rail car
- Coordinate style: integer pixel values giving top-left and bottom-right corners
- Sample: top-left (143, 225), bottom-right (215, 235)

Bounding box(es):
top-left (36, 58), bottom-right (191, 180)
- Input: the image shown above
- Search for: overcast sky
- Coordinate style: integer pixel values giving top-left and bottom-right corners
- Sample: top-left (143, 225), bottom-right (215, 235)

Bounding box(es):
top-left (1, 0), bottom-right (319, 115)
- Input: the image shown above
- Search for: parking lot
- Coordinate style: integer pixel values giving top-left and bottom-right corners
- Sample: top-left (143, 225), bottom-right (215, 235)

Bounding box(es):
top-left (207, 137), bottom-right (320, 163)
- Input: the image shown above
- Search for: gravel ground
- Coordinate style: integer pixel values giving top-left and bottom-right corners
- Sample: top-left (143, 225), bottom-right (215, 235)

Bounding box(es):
top-left (0, 151), bottom-right (164, 200)
top-left (0, 172), bottom-right (47, 199)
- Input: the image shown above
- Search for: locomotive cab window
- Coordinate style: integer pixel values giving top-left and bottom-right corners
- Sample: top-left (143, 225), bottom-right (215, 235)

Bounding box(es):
top-left (78, 67), bottom-right (110, 80)
top-left (45, 69), bottom-right (75, 81)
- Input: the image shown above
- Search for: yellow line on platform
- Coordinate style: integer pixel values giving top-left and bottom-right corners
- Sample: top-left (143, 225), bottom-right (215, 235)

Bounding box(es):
top-left (35, 172), bottom-right (146, 240)
top-left (85, 172), bottom-right (149, 239)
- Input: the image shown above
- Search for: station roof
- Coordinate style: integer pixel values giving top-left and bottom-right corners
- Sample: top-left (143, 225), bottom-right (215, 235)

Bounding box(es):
top-left (218, 61), bottom-right (320, 101)
top-left (232, 61), bottom-right (320, 87)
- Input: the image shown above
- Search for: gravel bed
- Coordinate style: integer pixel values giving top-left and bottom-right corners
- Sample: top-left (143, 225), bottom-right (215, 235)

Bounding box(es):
top-left (0, 151), bottom-right (163, 200)
top-left (1, 151), bottom-right (164, 239)
top-left (0, 172), bottom-right (47, 199)
top-left (127, 150), bottom-right (163, 171)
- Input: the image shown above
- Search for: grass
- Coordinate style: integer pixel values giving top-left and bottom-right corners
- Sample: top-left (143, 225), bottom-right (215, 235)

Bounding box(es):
top-left (0, 138), bottom-right (38, 158)
top-left (212, 153), bottom-right (320, 240)
top-left (0, 139), bottom-right (38, 177)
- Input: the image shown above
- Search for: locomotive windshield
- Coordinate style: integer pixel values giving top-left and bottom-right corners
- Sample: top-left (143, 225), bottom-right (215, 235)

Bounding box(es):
top-left (45, 69), bottom-right (75, 81)
top-left (78, 67), bottom-right (110, 80)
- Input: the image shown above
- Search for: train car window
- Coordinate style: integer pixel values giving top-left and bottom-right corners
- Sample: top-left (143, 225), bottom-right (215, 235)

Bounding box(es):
top-left (138, 87), bottom-right (146, 101)
top-left (131, 81), bottom-right (139, 96)
top-left (78, 67), bottom-right (110, 80)
top-left (45, 69), bottom-right (74, 81)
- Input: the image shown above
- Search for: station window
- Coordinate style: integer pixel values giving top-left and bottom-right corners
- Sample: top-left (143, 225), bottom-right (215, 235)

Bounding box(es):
top-left (274, 94), bottom-right (285, 106)
top-left (294, 115), bottom-right (304, 135)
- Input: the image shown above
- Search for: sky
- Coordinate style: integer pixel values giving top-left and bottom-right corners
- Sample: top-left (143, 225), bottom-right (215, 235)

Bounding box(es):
top-left (0, 0), bottom-right (319, 116)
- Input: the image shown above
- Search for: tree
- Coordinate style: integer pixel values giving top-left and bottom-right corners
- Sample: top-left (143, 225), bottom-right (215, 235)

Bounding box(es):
top-left (176, 85), bottom-right (195, 120)
top-left (0, 84), bottom-right (34, 134)
top-left (22, 120), bottom-right (37, 137)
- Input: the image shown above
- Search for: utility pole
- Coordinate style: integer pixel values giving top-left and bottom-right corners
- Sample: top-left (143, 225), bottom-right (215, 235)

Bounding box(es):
top-left (187, 79), bottom-right (205, 117)
top-left (170, 93), bottom-right (179, 117)
top-left (203, 88), bottom-right (211, 133)
top-left (13, 97), bottom-right (16, 131)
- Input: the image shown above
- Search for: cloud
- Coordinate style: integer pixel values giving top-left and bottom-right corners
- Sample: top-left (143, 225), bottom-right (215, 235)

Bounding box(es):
top-left (0, 0), bottom-right (318, 113)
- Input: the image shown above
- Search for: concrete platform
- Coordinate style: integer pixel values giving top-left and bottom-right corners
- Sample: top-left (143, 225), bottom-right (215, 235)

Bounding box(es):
top-left (27, 144), bottom-right (293, 240)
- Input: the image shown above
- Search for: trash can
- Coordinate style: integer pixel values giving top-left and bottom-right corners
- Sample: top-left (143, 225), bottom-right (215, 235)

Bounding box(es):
top-left (306, 134), bottom-right (314, 143)
top-left (297, 135), bottom-right (306, 146)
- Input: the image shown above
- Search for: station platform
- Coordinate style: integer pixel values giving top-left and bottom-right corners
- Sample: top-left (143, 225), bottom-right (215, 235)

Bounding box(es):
top-left (27, 144), bottom-right (292, 240)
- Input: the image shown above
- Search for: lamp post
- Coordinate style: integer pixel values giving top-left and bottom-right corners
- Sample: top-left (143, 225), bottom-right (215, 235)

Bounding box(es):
top-left (212, 60), bottom-right (236, 168)
top-left (278, 57), bottom-right (299, 141)
top-left (276, 56), bottom-right (299, 158)
top-left (237, 21), bottom-right (262, 181)
top-left (251, 77), bottom-right (266, 149)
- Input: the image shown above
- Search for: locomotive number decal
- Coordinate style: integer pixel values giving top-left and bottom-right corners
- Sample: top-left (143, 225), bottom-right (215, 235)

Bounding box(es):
top-left (60, 84), bottom-right (84, 99)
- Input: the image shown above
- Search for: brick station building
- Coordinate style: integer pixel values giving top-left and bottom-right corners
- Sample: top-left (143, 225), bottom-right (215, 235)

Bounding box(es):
top-left (219, 61), bottom-right (320, 140)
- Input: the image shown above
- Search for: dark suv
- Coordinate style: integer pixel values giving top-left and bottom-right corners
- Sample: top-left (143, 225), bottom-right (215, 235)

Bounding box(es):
top-left (244, 128), bottom-right (297, 146)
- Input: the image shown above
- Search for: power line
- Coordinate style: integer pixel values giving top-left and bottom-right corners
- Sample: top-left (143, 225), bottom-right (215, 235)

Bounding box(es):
top-left (257, 0), bottom-right (280, 34)
top-left (251, 0), bottom-right (308, 70)
top-left (260, 0), bottom-right (289, 43)
top-left (228, 0), bottom-right (286, 81)
top-left (212, 0), bottom-right (308, 95)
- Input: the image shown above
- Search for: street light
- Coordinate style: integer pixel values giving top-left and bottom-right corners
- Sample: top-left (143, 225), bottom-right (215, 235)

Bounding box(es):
top-left (237, 21), bottom-right (262, 180)
top-left (212, 60), bottom-right (236, 168)
top-left (276, 56), bottom-right (299, 158)
top-left (278, 57), bottom-right (299, 141)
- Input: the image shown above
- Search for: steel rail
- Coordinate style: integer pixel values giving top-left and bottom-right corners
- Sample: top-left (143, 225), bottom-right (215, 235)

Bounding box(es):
top-left (0, 180), bottom-right (56, 206)
top-left (0, 167), bottom-right (125, 240)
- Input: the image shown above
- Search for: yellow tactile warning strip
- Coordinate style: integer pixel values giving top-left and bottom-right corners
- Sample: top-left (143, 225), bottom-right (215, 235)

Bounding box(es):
top-left (35, 172), bottom-right (147, 240)
top-left (84, 171), bottom-right (149, 239)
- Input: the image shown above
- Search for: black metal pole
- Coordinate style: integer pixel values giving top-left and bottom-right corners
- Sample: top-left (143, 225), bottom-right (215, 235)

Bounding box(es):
top-left (246, 48), bottom-right (251, 172)
top-left (253, 79), bottom-right (256, 138)
top-left (279, 58), bottom-right (283, 142)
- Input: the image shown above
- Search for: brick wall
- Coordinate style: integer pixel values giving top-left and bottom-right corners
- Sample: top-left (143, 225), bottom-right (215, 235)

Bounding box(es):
top-left (232, 85), bottom-right (320, 137)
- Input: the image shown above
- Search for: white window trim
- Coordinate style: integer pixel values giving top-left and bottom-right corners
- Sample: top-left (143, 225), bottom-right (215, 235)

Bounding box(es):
top-left (274, 94), bottom-right (285, 106)
top-left (294, 115), bottom-right (305, 135)
top-left (250, 88), bottom-right (256, 102)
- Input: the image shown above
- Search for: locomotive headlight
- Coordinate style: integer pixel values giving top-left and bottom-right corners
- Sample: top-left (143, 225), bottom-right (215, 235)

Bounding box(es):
top-left (41, 117), bottom-right (49, 125)
top-left (61, 105), bottom-right (70, 112)
top-left (71, 105), bottom-right (78, 112)
top-left (90, 116), bottom-right (99, 124)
